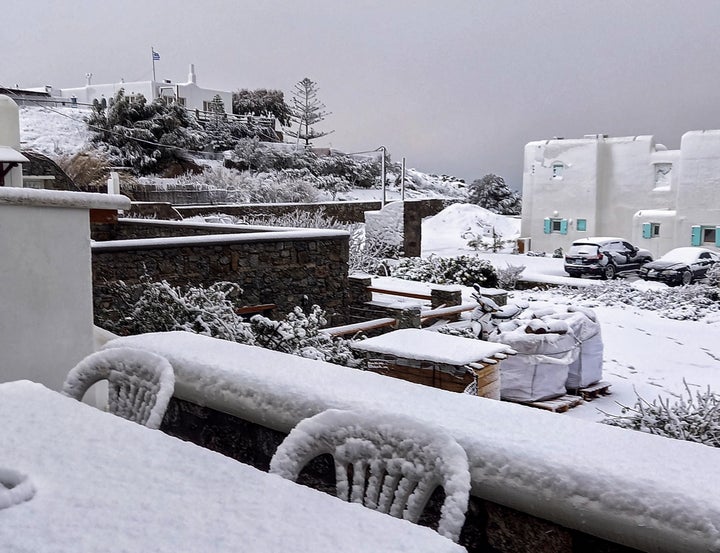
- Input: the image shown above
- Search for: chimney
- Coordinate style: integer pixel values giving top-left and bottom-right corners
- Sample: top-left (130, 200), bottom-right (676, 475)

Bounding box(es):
top-left (188, 64), bottom-right (197, 84)
top-left (86, 73), bottom-right (93, 86)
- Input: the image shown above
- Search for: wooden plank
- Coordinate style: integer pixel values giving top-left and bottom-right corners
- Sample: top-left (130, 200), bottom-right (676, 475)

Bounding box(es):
top-left (367, 286), bottom-right (432, 301)
top-left (324, 317), bottom-right (396, 337)
top-left (518, 394), bottom-right (584, 413)
top-left (420, 303), bottom-right (477, 322)
top-left (577, 381), bottom-right (612, 401)
top-left (236, 303), bottom-right (277, 315)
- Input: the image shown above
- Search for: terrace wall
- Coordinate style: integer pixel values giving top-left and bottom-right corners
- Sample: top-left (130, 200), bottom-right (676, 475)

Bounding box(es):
top-left (92, 225), bottom-right (350, 326)
top-left (160, 397), bottom-right (641, 553)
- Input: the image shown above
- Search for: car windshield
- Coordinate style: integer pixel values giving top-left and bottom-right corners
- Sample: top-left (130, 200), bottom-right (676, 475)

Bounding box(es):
top-left (568, 244), bottom-right (599, 256)
top-left (659, 249), bottom-right (702, 264)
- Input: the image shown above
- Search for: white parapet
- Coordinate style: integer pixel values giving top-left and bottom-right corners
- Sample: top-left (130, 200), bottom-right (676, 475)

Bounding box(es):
top-left (0, 188), bottom-right (130, 391)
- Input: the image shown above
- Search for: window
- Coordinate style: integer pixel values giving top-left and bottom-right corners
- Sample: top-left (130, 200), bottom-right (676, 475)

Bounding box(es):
top-left (642, 222), bottom-right (660, 239)
top-left (543, 218), bottom-right (568, 234)
top-left (576, 219), bottom-right (587, 232)
top-left (177, 97), bottom-right (186, 107)
top-left (654, 163), bottom-right (672, 187)
top-left (691, 225), bottom-right (720, 247)
top-left (552, 162), bottom-right (564, 179)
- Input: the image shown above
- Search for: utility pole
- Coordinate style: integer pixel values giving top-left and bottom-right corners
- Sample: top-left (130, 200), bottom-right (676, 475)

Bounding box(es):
top-left (377, 146), bottom-right (386, 207)
top-left (401, 157), bottom-right (406, 201)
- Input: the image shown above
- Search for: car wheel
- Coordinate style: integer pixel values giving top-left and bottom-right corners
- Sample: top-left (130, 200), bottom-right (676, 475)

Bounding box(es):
top-left (601, 264), bottom-right (616, 280)
top-left (681, 270), bottom-right (693, 285)
top-left (567, 271), bottom-right (581, 278)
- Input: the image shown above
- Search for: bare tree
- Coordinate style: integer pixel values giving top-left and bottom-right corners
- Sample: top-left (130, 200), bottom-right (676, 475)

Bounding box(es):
top-left (285, 77), bottom-right (334, 146)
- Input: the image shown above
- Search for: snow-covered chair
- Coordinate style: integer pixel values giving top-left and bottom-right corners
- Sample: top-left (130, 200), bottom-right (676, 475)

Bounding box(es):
top-left (269, 409), bottom-right (471, 543)
top-left (62, 348), bottom-right (175, 429)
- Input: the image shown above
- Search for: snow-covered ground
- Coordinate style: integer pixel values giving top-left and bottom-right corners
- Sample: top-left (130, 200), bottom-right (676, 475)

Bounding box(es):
top-left (19, 105), bottom-right (90, 157)
top-left (411, 205), bottom-right (720, 423)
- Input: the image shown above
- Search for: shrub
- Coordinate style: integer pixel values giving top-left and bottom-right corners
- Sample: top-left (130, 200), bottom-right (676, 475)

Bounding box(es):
top-left (496, 263), bottom-right (526, 290)
top-left (104, 278), bottom-right (255, 343)
top-left (100, 278), bottom-right (361, 367)
top-left (602, 383), bottom-right (720, 448)
top-left (250, 305), bottom-right (360, 367)
top-left (391, 255), bottom-right (498, 287)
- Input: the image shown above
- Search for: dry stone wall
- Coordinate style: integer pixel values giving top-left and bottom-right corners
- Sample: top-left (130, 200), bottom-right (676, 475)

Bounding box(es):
top-left (92, 227), bottom-right (350, 326)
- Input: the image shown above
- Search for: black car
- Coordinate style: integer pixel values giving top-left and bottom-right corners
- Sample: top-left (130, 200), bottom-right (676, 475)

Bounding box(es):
top-left (638, 247), bottom-right (719, 285)
top-left (564, 237), bottom-right (653, 279)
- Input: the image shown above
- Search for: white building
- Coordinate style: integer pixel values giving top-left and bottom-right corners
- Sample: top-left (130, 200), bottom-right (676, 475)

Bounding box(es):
top-left (59, 64), bottom-right (232, 114)
top-left (520, 132), bottom-right (720, 257)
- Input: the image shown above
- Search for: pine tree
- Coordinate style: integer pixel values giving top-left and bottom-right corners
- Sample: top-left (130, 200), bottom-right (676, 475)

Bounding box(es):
top-left (285, 77), bottom-right (334, 146)
top-left (467, 174), bottom-right (522, 215)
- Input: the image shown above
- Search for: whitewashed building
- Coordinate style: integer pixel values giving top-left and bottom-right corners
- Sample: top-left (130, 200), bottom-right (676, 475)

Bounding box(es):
top-left (520, 132), bottom-right (720, 257)
top-left (59, 64), bottom-right (232, 113)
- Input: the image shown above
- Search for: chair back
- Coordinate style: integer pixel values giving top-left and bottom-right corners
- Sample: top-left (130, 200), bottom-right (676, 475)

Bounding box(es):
top-left (270, 409), bottom-right (470, 542)
top-left (62, 348), bottom-right (174, 429)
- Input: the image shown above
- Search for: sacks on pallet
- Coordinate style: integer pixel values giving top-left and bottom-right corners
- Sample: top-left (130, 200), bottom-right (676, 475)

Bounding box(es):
top-left (562, 308), bottom-right (603, 389)
top-left (489, 330), bottom-right (579, 402)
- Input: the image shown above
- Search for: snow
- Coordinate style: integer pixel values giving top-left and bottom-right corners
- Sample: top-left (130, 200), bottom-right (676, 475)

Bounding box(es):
top-left (351, 328), bottom-right (514, 365)
top-left (91, 227), bottom-right (350, 251)
top-left (102, 331), bottom-right (720, 552)
top-left (0, 381), bottom-right (465, 553)
top-left (18, 105), bottom-right (91, 157)
top-left (0, 186), bottom-right (130, 210)
top-left (422, 203), bottom-right (521, 255)
top-left (657, 246), bottom-right (716, 263)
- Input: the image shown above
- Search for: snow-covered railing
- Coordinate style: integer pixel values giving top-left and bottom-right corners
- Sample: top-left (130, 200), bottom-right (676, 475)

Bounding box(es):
top-left (104, 331), bottom-right (720, 553)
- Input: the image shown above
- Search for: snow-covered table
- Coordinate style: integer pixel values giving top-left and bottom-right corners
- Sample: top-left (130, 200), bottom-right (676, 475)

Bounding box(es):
top-left (350, 328), bottom-right (514, 397)
top-left (0, 381), bottom-right (465, 553)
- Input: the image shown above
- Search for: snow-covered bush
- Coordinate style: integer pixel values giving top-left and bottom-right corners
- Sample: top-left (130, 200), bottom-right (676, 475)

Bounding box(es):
top-left (602, 383), bottom-right (720, 448)
top-left (101, 279), bottom-right (361, 367)
top-left (391, 255), bottom-right (498, 288)
top-left (707, 263), bottom-right (720, 287)
top-left (250, 305), bottom-right (360, 367)
top-left (496, 263), bottom-right (526, 290)
top-left (105, 278), bottom-right (255, 343)
top-left (544, 280), bottom-right (720, 321)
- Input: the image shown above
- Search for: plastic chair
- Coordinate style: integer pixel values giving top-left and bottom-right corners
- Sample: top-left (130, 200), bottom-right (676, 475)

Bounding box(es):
top-left (269, 409), bottom-right (470, 542)
top-left (62, 347), bottom-right (175, 429)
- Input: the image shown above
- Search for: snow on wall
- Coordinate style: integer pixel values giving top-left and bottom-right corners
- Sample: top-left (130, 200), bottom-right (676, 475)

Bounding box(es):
top-left (364, 202), bottom-right (404, 251)
top-left (105, 331), bottom-right (720, 553)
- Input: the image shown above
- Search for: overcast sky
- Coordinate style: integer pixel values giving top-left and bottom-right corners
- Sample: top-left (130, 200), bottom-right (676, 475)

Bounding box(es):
top-left (4, 1), bottom-right (720, 187)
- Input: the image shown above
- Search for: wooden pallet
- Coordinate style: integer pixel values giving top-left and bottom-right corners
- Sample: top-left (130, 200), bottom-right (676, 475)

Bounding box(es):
top-left (576, 380), bottom-right (612, 401)
top-left (522, 394), bottom-right (584, 413)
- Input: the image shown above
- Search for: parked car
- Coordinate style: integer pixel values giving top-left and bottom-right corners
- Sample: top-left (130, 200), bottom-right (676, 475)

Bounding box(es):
top-left (564, 237), bottom-right (653, 279)
top-left (638, 247), bottom-right (720, 285)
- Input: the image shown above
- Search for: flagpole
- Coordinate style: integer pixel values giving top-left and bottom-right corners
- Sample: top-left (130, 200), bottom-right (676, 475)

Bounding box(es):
top-left (151, 47), bottom-right (157, 82)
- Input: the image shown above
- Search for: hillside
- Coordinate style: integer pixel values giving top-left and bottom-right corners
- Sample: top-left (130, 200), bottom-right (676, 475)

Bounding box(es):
top-left (17, 105), bottom-right (467, 202)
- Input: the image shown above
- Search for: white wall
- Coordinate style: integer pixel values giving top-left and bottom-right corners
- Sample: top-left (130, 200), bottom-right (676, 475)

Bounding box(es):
top-left (0, 188), bottom-right (130, 391)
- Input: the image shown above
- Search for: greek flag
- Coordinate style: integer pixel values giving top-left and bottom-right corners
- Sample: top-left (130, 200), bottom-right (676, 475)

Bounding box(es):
top-left (152, 50), bottom-right (160, 61)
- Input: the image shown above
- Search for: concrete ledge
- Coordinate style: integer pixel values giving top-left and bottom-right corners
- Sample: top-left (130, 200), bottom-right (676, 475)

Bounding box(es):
top-left (0, 187), bottom-right (130, 210)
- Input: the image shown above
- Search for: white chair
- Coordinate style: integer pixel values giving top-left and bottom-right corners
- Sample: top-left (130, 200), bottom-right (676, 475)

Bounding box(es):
top-left (62, 348), bottom-right (175, 429)
top-left (269, 409), bottom-right (471, 542)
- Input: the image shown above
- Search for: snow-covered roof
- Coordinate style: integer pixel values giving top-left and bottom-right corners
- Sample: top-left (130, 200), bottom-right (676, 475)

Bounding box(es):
top-left (351, 328), bottom-right (513, 364)
top-left (104, 331), bottom-right (720, 553)
top-left (0, 381), bottom-right (463, 553)
top-left (0, 146), bottom-right (28, 163)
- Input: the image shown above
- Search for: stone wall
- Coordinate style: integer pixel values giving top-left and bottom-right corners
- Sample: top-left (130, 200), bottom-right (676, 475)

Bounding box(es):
top-left (21, 150), bottom-right (79, 191)
top-left (174, 198), bottom-right (454, 225)
top-left (92, 229), bottom-right (350, 326)
top-left (160, 397), bottom-right (642, 553)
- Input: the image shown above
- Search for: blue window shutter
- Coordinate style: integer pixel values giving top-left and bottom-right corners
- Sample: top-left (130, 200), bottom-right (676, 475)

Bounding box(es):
top-left (716, 226), bottom-right (720, 247)
top-left (560, 219), bottom-right (568, 235)
top-left (691, 225), bottom-right (701, 246)
top-left (642, 223), bottom-right (652, 239)
top-left (576, 219), bottom-right (587, 232)
top-left (543, 218), bottom-right (551, 234)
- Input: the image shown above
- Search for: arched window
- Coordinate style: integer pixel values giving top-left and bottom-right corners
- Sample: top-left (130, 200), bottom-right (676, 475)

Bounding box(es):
top-left (551, 162), bottom-right (564, 179)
